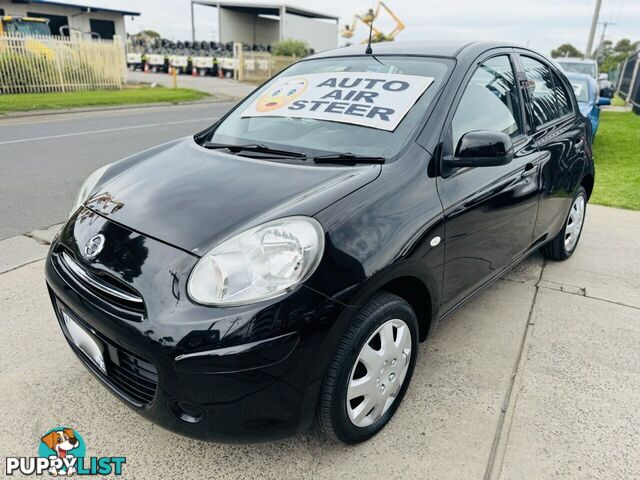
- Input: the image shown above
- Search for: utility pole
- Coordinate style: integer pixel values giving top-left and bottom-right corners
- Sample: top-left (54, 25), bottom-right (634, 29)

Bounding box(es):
top-left (190, 0), bottom-right (196, 43)
top-left (586, 0), bottom-right (602, 58)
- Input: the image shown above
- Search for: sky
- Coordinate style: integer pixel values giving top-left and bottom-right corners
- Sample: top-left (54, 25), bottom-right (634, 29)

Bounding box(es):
top-left (46, 0), bottom-right (640, 56)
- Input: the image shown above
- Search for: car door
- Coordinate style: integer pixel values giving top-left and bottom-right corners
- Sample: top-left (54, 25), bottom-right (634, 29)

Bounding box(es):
top-left (515, 53), bottom-right (588, 242)
top-left (436, 52), bottom-right (546, 313)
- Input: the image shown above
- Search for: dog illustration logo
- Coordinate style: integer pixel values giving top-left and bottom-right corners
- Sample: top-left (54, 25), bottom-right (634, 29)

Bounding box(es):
top-left (256, 78), bottom-right (308, 112)
top-left (39, 428), bottom-right (84, 476)
top-left (5, 426), bottom-right (126, 476)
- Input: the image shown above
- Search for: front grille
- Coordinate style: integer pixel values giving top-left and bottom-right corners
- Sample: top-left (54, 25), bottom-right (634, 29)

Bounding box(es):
top-left (108, 350), bottom-right (158, 406)
top-left (52, 249), bottom-right (145, 322)
top-left (53, 296), bottom-right (158, 407)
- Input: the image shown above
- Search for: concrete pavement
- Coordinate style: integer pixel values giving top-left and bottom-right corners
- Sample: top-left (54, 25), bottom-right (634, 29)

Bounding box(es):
top-left (1, 204), bottom-right (638, 479)
top-left (129, 70), bottom-right (256, 100)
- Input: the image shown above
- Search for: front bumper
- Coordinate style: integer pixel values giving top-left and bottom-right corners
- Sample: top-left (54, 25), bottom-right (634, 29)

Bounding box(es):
top-left (45, 208), bottom-right (346, 442)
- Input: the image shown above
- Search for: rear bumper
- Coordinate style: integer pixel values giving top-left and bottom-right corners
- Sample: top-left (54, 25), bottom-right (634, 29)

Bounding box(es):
top-left (44, 209), bottom-right (346, 442)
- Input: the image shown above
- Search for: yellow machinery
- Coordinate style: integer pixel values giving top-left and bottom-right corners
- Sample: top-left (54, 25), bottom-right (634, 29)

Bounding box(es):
top-left (0, 16), bottom-right (51, 36)
top-left (0, 16), bottom-right (55, 59)
top-left (341, 2), bottom-right (405, 43)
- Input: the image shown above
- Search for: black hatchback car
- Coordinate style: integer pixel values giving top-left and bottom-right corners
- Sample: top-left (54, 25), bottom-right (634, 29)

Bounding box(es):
top-left (46, 41), bottom-right (593, 444)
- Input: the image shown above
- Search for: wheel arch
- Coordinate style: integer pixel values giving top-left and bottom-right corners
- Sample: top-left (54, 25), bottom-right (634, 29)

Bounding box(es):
top-left (581, 173), bottom-right (594, 200)
top-left (377, 276), bottom-right (433, 342)
top-left (342, 264), bottom-right (439, 343)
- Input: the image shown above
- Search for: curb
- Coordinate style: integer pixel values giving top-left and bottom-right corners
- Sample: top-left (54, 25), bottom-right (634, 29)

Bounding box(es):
top-left (0, 95), bottom-right (240, 119)
top-left (601, 105), bottom-right (633, 112)
top-left (0, 223), bottom-right (62, 274)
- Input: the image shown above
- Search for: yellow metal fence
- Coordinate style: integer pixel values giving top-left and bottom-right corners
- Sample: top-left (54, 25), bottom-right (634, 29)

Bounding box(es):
top-left (236, 49), bottom-right (297, 84)
top-left (0, 33), bottom-right (125, 94)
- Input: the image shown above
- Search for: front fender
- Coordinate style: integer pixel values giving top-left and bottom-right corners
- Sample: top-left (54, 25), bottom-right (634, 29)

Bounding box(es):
top-left (304, 145), bottom-right (444, 376)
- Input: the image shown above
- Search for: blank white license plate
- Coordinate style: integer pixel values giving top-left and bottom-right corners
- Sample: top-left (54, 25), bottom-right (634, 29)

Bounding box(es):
top-left (62, 311), bottom-right (106, 374)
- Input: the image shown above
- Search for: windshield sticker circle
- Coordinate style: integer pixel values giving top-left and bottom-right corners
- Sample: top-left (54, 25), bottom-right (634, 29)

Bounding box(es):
top-left (257, 79), bottom-right (308, 112)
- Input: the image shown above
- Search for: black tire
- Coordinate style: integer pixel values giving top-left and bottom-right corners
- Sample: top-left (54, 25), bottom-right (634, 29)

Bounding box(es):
top-left (316, 291), bottom-right (419, 444)
top-left (541, 186), bottom-right (587, 261)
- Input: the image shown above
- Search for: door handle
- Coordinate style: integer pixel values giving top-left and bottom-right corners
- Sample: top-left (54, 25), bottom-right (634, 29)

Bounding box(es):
top-left (521, 163), bottom-right (539, 178)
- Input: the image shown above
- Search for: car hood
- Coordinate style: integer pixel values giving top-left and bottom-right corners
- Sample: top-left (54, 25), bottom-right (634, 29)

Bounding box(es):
top-left (85, 137), bottom-right (381, 255)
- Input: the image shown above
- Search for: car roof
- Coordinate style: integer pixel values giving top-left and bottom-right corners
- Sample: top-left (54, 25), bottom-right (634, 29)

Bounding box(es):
top-left (565, 72), bottom-right (593, 81)
top-left (557, 57), bottom-right (596, 64)
top-left (307, 40), bottom-right (522, 60)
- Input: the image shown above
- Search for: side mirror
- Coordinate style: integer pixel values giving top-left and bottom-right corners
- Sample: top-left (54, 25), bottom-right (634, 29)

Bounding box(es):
top-left (597, 96), bottom-right (611, 106)
top-left (443, 130), bottom-right (514, 169)
top-left (598, 73), bottom-right (608, 81)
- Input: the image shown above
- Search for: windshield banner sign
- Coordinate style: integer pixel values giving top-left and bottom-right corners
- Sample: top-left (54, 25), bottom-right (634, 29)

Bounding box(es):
top-left (241, 72), bottom-right (434, 131)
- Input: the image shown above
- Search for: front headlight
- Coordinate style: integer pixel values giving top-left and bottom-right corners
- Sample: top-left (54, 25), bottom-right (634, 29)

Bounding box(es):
top-left (69, 164), bottom-right (111, 217)
top-left (188, 216), bottom-right (324, 306)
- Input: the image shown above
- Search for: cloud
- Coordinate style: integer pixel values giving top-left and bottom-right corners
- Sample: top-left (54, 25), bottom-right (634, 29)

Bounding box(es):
top-left (50, 0), bottom-right (640, 56)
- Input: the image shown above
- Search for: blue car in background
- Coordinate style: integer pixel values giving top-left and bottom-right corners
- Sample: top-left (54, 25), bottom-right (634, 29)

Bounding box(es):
top-left (566, 72), bottom-right (610, 140)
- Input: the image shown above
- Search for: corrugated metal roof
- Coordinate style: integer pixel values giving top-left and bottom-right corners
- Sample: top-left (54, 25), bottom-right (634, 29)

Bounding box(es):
top-left (24, 0), bottom-right (140, 16)
top-left (191, 1), bottom-right (338, 21)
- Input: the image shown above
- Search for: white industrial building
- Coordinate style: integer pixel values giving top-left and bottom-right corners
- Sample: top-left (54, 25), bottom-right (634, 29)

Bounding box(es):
top-left (190, 1), bottom-right (339, 53)
top-left (0, 0), bottom-right (139, 38)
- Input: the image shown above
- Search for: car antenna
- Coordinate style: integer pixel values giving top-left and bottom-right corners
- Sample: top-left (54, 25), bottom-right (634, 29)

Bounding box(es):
top-left (365, 12), bottom-right (374, 55)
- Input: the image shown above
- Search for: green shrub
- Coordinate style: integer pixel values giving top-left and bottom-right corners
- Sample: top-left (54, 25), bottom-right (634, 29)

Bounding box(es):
top-left (0, 52), bottom-right (59, 92)
top-left (271, 39), bottom-right (310, 57)
top-left (0, 50), bottom-right (119, 93)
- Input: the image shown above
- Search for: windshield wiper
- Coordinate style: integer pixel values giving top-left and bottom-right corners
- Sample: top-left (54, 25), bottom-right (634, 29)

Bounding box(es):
top-left (202, 142), bottom-right (307, 158)
top-left (203, 143), bottom-right (385, 164)
top-left (312, 152), bottom-right (386, 164)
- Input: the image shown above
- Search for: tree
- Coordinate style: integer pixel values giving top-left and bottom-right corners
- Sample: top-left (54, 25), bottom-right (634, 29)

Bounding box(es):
top-left (130, 30), bottom-right (161, 40)
top-left (597, 38), bottom-right (639, 73)
top-left (596, 40), bottom-right (613, 60)
top-left (613, 38), bottom-right (638, 56)
top-left (271, 39), bottom-right (310, 57)
top-left (551, 43), bottom-right (584, 59)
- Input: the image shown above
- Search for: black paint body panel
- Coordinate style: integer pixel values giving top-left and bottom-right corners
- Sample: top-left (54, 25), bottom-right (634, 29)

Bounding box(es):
top-left (45, 41), bottom-right (594, 442)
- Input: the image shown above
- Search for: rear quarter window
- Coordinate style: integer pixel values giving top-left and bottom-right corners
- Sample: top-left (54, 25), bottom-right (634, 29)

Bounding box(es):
top-left (552, 72), bottom-right (574, 116)
top-left (521, 56), bottom-right (560, 127)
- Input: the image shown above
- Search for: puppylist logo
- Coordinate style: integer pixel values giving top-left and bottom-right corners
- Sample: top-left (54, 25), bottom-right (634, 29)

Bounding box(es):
top-left (5, 427), bottom-right (126, 476)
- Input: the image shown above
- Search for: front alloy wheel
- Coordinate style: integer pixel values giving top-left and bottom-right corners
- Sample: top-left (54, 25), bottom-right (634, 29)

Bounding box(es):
top-left (316, 292), bottom-right (419, 443)
top-left (346, 319), bottom-right (412, 427)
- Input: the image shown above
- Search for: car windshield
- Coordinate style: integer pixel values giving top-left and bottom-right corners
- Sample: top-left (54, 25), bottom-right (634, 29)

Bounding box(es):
top-left (7, 20), bottom-right (51, 36)
top-left (570, 79), bottom-right (590, 103)
top-left (558, 61), bottom-right (597, 78)
top-left (204, 55), bottom-right (452, 159)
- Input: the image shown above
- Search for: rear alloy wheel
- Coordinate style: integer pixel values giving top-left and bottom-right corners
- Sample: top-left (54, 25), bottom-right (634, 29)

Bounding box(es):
top-left (541, 186), bottom-right (587, 261)
top-left (564, 194), bottom-right (585, 252)
top-left (316, 292), bottom-right (419, 443)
